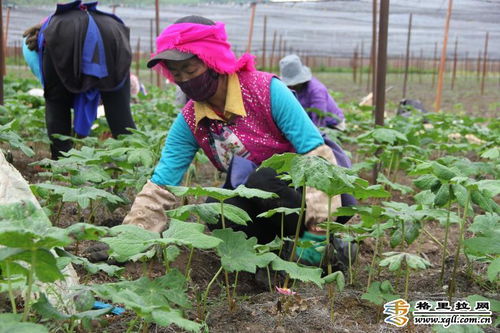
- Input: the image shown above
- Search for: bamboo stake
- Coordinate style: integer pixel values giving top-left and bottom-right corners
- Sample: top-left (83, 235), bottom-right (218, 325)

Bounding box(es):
top-left (434, 0), bottom-right (453, 112)
top-left (4, 6), bottom-right (10, 47)
top-left (262, 16), bottom-right (267, 69)
top-left (451, 38), bottom-right (458, 89)
top-left (246, 2), bottom-right (257, 53)
top-left (480, 32), bottom-right (489, 95)
top-left (402, 13), bottom-right (412, 99)
top-left (431, 42), bottom-right (438, 88)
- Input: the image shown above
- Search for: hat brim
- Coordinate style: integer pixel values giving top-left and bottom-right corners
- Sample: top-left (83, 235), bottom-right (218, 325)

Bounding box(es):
top-left (147, 49), bottom-right (195, 68)
top-left (281, 66), bottom-right (312, 87)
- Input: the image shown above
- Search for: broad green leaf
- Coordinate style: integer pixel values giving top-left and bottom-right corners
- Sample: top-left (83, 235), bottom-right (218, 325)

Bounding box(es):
top-left (475, 180), bottom-right (500, 197)
top-left (65, 223), bottom-right (110, 241)
top-left (487, 258), bottom-right (500, 283)
top-left (468, 213), bottom-right (499, 236)
top-left (361, 281), bottom-right (399, 306)
top-left (379, 252), bottom-right (404, 271)
top-left (270, 256), bottom-right (323, 287)
top-left (166, 185), bottom-right (276, 202)
top-left (434, 184), bottom-right (451, 207)
top-left (404, 221), bottom-right (421, 245)
top-left (154, 219), bottom-right (222, 249)
top-left (164, 245), bottom-right (181, 262)
top-left (371, 128), bottom-right (408, 144)
top-left (481, 147), bottom-right (499, 160)
top-left (33, 293), bottom-right (111, 320)
top-left (12, 249), bottom-right (64, 282)
top-left (452, 184), bottom-right (469, 208)
top-left (414, 190), bottom-right (435, 205)
top-left (471, 190), bottom-right (497, 213)
top-left (213, 229), bottom-right (275, 273)
top-left (377, 173), bottom-right (413, 195)
top-left (432, 162), bottom-right (457, 181)
top-left (466, 294), bottom-right (500, 312)
top-left (259, 153), bottom-right (297, 174)
top-left (464, 236), bottom-right (500, 255)
top-left (405, 253), bottom-right (431, 270)
top-left (103, 225), bottom-right (160, 262)
top-left (257, 207), bottom-right (301, 218)
top-left (322, 271), bottom-right (345, 291)
top-left (33, 183), bottom-right (124, 209)
top-left (352, 184), bottom-right (390, 200)
top-left (55, 248), bottom-right (123, 277)
top-left (413, 174), bottom-right (440, 190)
top-left (151, 309), bottom-right (201, 332)
top-left (0, 314), bottom-right (48, 333)
top-left (167, 203), bottom-right (250, 225)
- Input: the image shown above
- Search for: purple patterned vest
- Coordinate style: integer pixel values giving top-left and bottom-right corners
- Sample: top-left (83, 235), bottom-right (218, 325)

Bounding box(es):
top-left (182, 71), bottom-right (295, 171)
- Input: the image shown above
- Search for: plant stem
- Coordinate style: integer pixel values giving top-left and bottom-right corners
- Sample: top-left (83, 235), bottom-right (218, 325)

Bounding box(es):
top-left (54, 202), bottom-right (65, 224)
top-left (22, 250), bottom-right (36, 321)
top-left (88, 200), bottom-right (98, 224)
top-left (232, 271), bottom-right (239, 301)
top-left (326, 197), bottom-right (333, 276)
top-left (224, 271), bottom-right (233, 311)
top-left (284, 187), bottom-right (307, 289)
top-left (220, 201), bottom-right (226, 229)
top-left (449, 190), bottom-right (470, 303)
top-left (202, 265), bottom-right (223, 317)
top-left (277, 213), bottom-right (284, 258)
top-left (6, 263), bottom-right (17, 314)
top-left (125, 317), bottom-right (139, 333)
top-left (185, 246), bottom-right (194, 280)
top-left (348, 235), bottom-right (353, 285)
top-left (404, 264), bottom-right (411, 301)
top-left (366, 216), bottom-right (382, 292)
top-left (329, 287), bottom-right (336, 320)
top-left (266, 266), bottom-right (273, 292)
top-left (439, 200), bottom-right (452, 284)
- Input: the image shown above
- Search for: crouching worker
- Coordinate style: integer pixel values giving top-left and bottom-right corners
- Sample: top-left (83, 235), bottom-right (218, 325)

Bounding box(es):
top-left (22, 0), bottom-right (136, 159)
top-left (279, 54), bottom-right (346, 131)
top-left (87, 16), bottom-right (357, 272)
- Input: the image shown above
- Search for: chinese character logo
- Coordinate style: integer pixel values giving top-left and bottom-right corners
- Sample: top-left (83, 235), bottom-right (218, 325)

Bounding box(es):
top-left (384, 299), bottom-right (411, 327)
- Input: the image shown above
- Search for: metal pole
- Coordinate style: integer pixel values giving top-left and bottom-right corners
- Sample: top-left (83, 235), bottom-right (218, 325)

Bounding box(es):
top-left (451, 37), bottom-right (458, 90)
top-left (480, 32), bottom-right (489, 95)
top-left (374, 0), bottom-right (389, 126)
top-left (270, 30), bottom-right (277, 72)
top-left (246, 2), bottom-right (257, 53)
top-left (155, 0), bottom-right (161, 87)
top-left (402, 13), bottom-right (412, 98)
top-left (262, 16), bottom-right (267, 69)
top-left (434, 0), bottom-right (453, 112)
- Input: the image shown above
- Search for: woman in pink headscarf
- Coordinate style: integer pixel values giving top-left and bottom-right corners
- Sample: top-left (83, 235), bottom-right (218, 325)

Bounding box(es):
top-left (87, 16), bottom-right (356, 274)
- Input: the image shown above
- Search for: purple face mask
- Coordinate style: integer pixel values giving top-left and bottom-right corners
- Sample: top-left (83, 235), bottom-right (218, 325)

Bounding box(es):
top-left (176, 69), bottom-right (219, 102)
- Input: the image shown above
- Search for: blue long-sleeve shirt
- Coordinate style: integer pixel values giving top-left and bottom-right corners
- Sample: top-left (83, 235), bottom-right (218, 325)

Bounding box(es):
top-left (151, 77), bottom-right (324, 186)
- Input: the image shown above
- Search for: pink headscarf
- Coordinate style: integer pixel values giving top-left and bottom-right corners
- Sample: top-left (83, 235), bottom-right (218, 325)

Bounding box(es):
top-left (151, 22), bottom-right (256, 82)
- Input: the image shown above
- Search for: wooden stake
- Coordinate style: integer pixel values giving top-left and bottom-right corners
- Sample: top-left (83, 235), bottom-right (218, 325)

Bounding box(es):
top-left (352, 45), bottom-right (358, 83)
top-left (419, 48), bottom-right (423, 84)
top-left (278, 34), bottom-right (283, 63)
top-left (270, 30), bottom-right (277, 72)
top-left (150, 19), bottom-right (154, 86)
top-left (476, 50), bottom-right (481, 82)
top-left (4, 6), bottom-right (10, 47)
top-left (480, 32), bottom-right (489, 95)
top-left (371, 0), bottom-right (378, 102)
top-left (434, 0), bottom-right (453, 112)
top-left (135, 37), bottom-right (141, 79)
top-left (246, 2), bottom-right (257, 53)
top-left (402, 13), bottom-right (412, 98)
top-left (0, 0), bottom-right (4, 104)
top-left (451, 37), bottom-right (458, 90)
top-left (262, 16), bottom-right (267, 69)
top-left (432, 41), bottom-right (438, 88)
top-left (360, 40), bottom-right (364, 86)
top-left (374, 0), bottom-right (389, 127)
top-left (155, 0), bottom-right (161, 87)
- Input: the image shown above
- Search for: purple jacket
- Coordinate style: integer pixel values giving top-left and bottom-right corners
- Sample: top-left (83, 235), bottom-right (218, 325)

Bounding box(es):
top-left (296, 77), bottom-right (344, 127)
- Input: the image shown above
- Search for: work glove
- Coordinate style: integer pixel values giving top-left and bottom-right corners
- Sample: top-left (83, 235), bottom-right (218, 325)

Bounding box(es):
top-left (303, 144), bottom-right (342, 232)
top-left (122, 180), bottom-right (178, 233)
top-left (23, 23), bottom-right (42, 51)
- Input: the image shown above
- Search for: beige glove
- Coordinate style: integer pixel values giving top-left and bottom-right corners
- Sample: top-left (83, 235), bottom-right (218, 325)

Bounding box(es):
top-left (123, 180), bottom-right (178, 233)
top-left (23, 23), bottom-right (43, 51)
top-left (304, 144), bottom-right (342, 231)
